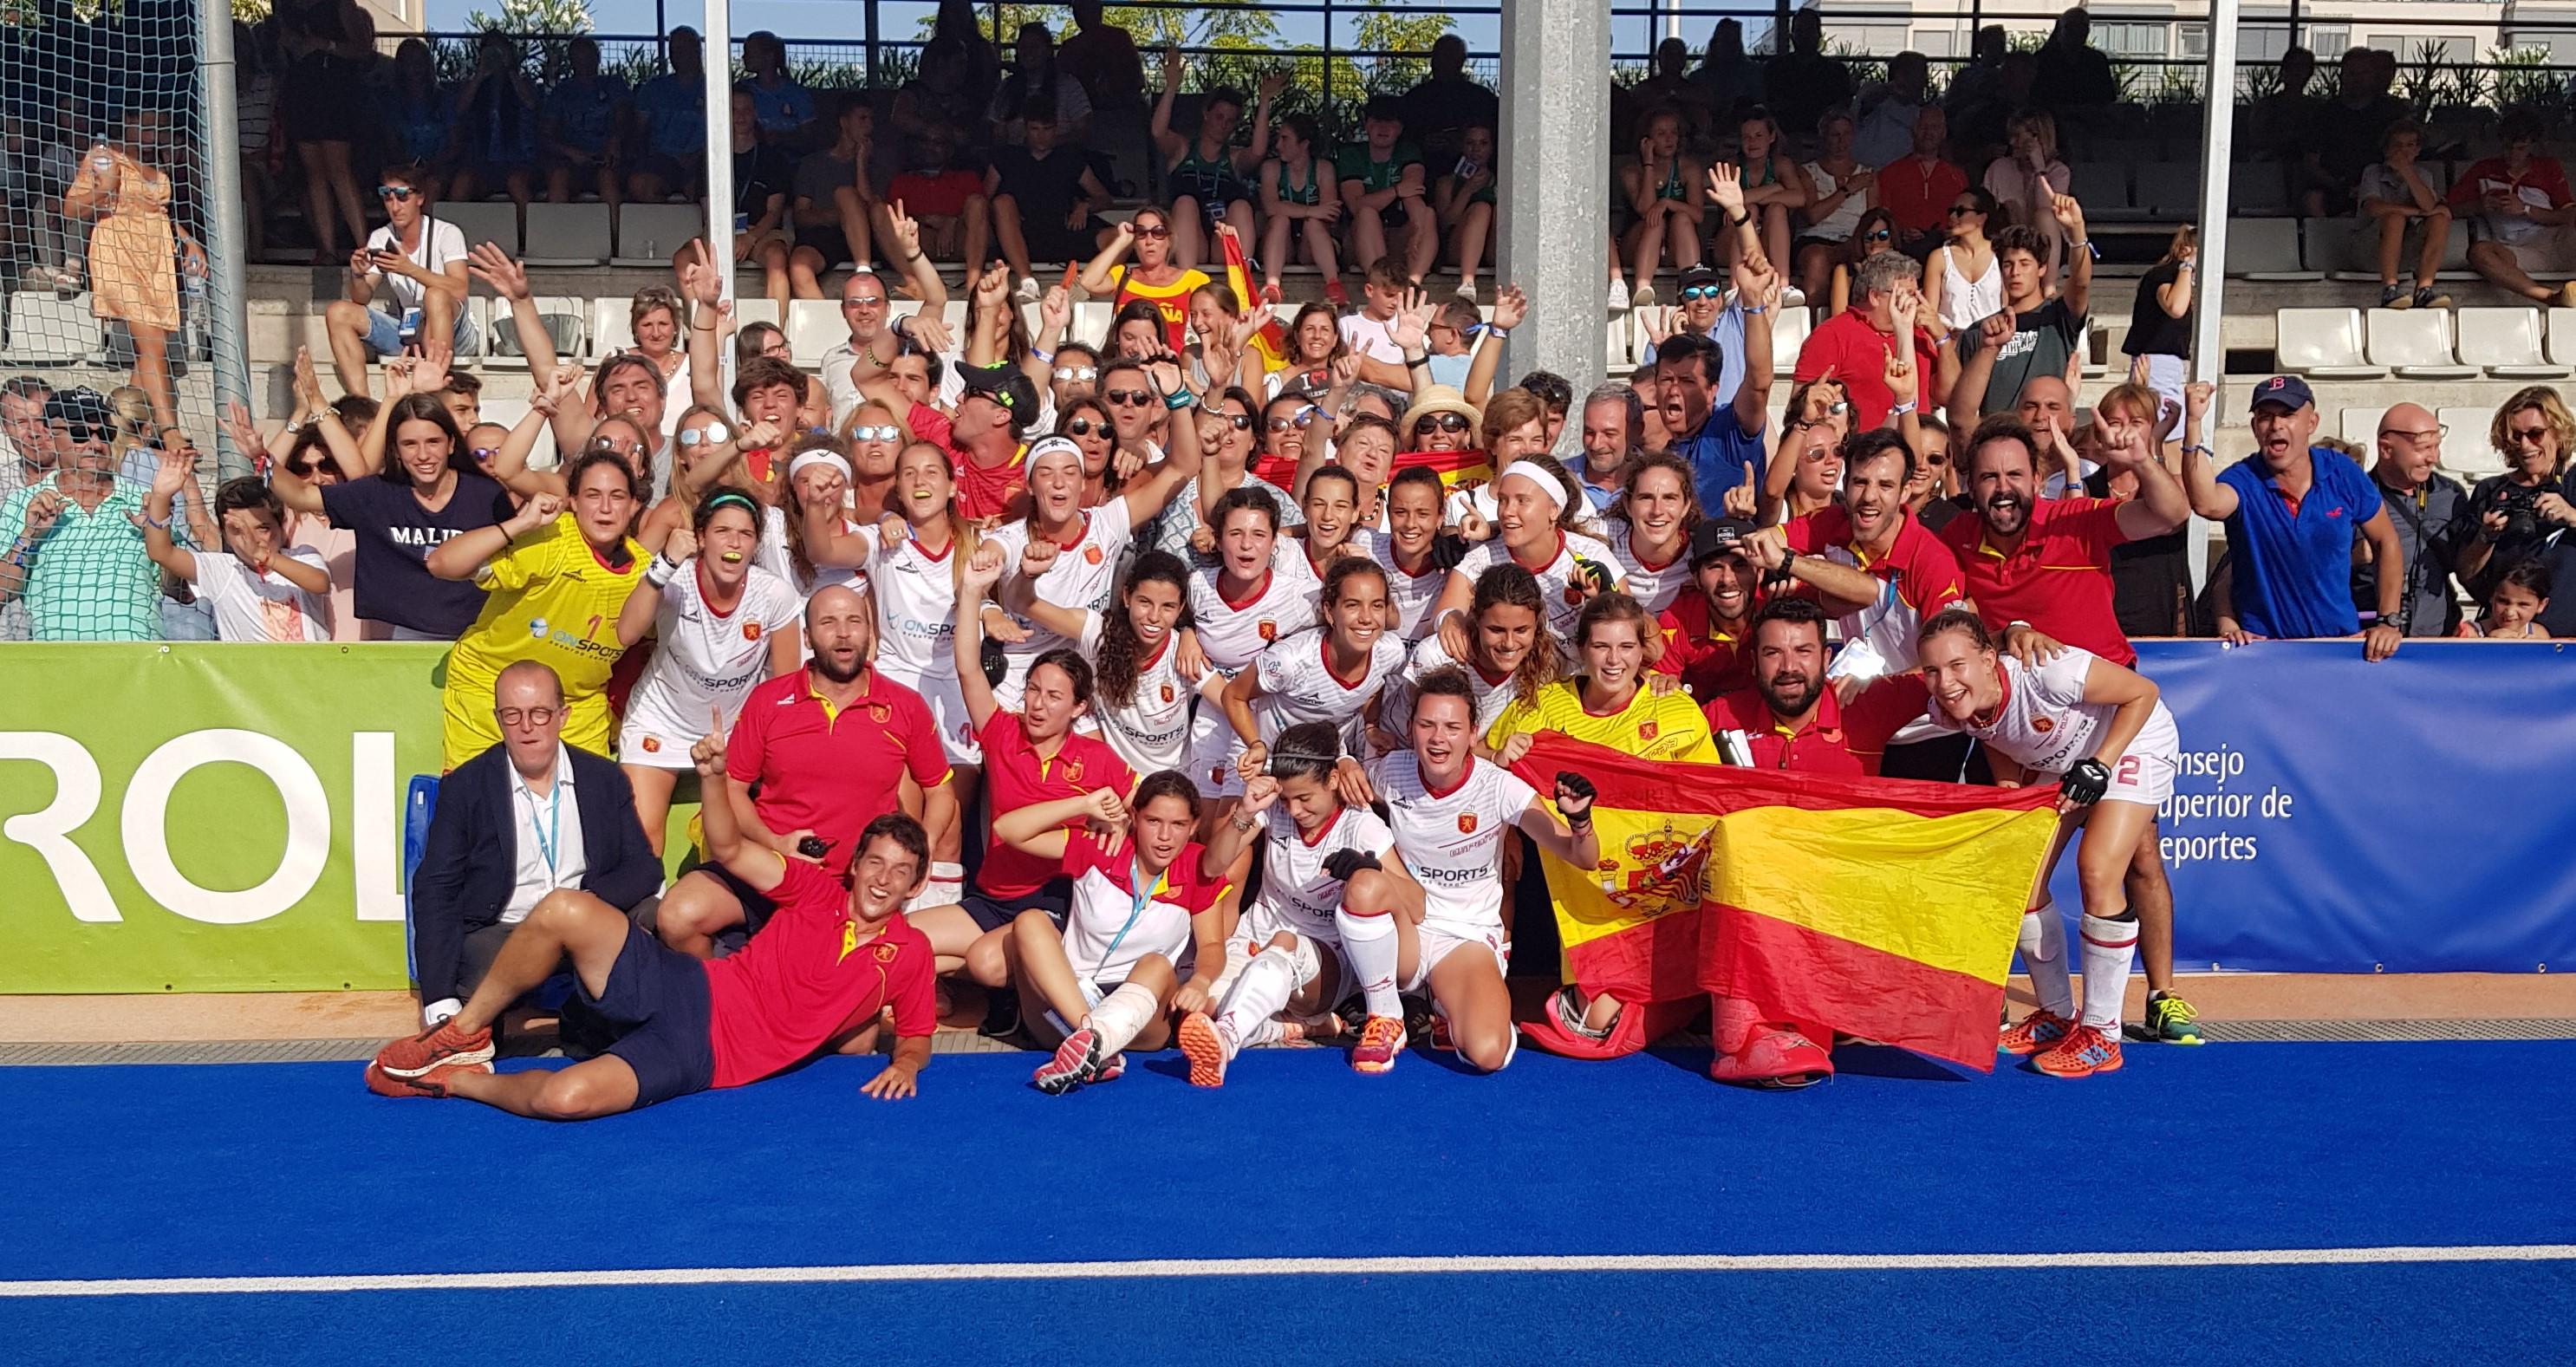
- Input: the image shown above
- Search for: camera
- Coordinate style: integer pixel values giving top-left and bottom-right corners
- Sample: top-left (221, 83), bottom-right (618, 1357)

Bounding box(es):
top-left (2493, 482), bottom-right (2542, 541)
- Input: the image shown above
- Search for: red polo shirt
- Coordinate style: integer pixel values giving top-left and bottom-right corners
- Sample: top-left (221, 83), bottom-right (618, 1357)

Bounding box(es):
top-left (703, 860), bottom-right (939, 1089)
top-left (1784, 505), bottom-right (1967, 615)
top-left (977, 710), bottom-right (1137, 897)
top-left (1703, 675), bottom-right (1924, 777)
top-left (1935, 496), bottom-right (2137, 665)
top-left (907, 400), bottom-right (1027, 520)
top-left (727, 667), bottom-right (953, 876)
top-left (1877, 154), bottom-right (1968, 238)
top-left (1791, 311), bottom-right (1943, 431)
top-left (1653, 590), bottom-right (1760, 699)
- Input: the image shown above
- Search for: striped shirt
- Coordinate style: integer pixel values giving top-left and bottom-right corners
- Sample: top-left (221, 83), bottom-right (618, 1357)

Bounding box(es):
top-left (0, 473), bottom-right (179, 641)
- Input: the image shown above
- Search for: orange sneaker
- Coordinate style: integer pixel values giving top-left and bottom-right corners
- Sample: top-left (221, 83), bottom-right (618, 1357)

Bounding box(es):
top-left (1350, 1015), bottom-right (1406, 1073)
top-left (373, 1020), bottom-right (494, 1079)
top-left (1177, 1010), bottom-right (1229, 1088)
top-left (1999, 1008), bottom-right (2073, 1058)
top-left (2032, 1024), bottom-right (2124, 1078)
top-left (363, 1058), bottom-right (490, 1098)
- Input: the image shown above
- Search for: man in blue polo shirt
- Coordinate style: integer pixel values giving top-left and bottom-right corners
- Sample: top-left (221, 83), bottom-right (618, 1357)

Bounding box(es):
top-left (2180, 375), bottom-right (2407, 660)
top-left (1656, 253), bottom-right (1781, 514)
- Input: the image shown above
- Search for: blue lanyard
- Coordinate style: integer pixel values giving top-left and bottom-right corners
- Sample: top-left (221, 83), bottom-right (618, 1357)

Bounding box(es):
top-left (1099, 853), bottom-right (1161, 966)
top-left (522, 774), bottom-right (563, 883)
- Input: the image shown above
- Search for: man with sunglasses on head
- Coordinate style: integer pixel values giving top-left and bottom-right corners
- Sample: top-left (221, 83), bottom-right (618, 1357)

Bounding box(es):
top-left (0, 388), bottom-right (178, 641)
top-left (322, 164), bottom-right (476, 398)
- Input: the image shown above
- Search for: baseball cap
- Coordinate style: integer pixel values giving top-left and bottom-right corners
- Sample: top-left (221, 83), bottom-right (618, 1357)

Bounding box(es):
top-left (42, 387), bottom-right (111, 430)
top-left (958, 363), bottom-right (1044, 435)
top-left (2248, 374), bottom-right (2313, 413)
top-left (1676, 264), bottom-right (1722, 292)
top-left (1689, 516), bottom-right (1758, 564)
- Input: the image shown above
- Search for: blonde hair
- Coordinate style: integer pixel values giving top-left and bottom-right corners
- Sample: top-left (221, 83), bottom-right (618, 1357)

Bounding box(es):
top-left (1480, 387), bottom-right (1549, 452)
top-left (2095, 382), bottom-right (2160, 424)
top-left (2490, 385), bottom-right (2576, 472)
top-left (2158, 224), bottom-right (2198, 267)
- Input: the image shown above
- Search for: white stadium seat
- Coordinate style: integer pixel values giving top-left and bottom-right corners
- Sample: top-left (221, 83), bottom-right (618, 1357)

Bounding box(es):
top-left (591, 296), bottom-right (635, 357)
top-left (2338, 407), bottom-right (2383, 446)
top-left (2364, 309), bottom-right (2477, 380)
top-left (522, 203), bottom-right (613, 268)
top-left (2274, 308), bottom-right (2384, 379)
top-left (2131, 162), bottom-right (2200, 218)
top-left (2228, 219), bottom-right (2319, 282)
top-left (2436, 407), bottom-right (2506, 478)
top-left (2455, 308), bottom-right (2570, 379)
top-left (485, 296), bottom-right (586, 369)
top-left (732, 296), bottom-right (782, 332)
top-left (2551, 308), bottom-right (2576, 366)
top-left (1768, 304), bottom-right (1812, 376)
top-left (784, 299), bottom-right (842, 366)
top-left (439, 201), bottom-right (518, 255)
top-left (613, 204), bottom-right (704, 268)
top-left (2, 291), bottom-right (99, 364)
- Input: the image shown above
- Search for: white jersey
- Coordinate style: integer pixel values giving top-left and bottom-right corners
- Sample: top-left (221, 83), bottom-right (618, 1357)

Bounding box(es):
top-left (1187, 565), bottom-right (1318, 680)
top-left (983, 498), bottom-right (1135, 707)
top-left (1605, 521), bottom-right (1688, 615)
top-left (1246, 804), bottom-right (1395, 947)
top-left (1250, 628), bottom-right (1408, 747)
top-left (1379, 752), bottom-right (1536, 937)
top-left (620, 561), bottom-right (802, 767)
top-left (1075, 610), bottom-right (1195, 775)
top-left (1449, 529), bottom-right (1618, 663)
top-left (1356, 528), bottom-right (1447, 642)
top-left (864, 527), bottom-right (959, 687)
top-left (187, 549), bottom-right (330, 643)
top-left (1922, 648), bottom-right (2180, 778)
top-left (758, 504), bottom-right (862, 608)
top-left (1378, 633), bottom-right (1520, 743)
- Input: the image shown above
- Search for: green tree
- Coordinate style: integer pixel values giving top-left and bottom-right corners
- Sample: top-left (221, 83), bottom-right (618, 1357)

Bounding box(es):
top-left (466, 0), bottom-right (591, 35)
top-left (1350, 4), bottom-right (1454, 94)
top-left (914, 4), bottom-right (1276, 51)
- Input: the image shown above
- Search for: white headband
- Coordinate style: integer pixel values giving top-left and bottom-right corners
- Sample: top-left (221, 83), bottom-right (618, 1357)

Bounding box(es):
top-left (786, 450), bottom-right (852, 484)
top-left (1500, 464), bottom-right (1565, 516)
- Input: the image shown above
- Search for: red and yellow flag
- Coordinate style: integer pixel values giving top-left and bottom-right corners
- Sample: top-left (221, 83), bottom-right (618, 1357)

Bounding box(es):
top-left (1389, 446), bottom-right (1496, 495)
top-left (1216, 227), bottom-right (1289, 372)
top-left (1509, 736), bottom-right (2057, 1071)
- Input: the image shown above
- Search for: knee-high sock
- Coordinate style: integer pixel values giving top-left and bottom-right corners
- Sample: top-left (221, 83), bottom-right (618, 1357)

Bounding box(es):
top-left (1085, 982), bottom-right (1161, 1058)
top-left (1213, 946), bottom-right (1303, 1058)
top-left (1334, 908), bottom-right (1402, 1020)
top-left (2078, 913), bottom-right (2138, 1032)
top-left (2020, 902), bottom-right (2075, 1017)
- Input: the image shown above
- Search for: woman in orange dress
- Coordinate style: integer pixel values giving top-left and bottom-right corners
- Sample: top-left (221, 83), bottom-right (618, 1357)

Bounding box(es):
top-left (65, 107), bottom-right (205, 439)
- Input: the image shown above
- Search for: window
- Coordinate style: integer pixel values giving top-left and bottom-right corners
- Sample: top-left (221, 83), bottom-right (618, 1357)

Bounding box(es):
top-left (2177, 23), bottom-right (2207, 62)
top-left (2094, 21), bottom-right (2169, 60)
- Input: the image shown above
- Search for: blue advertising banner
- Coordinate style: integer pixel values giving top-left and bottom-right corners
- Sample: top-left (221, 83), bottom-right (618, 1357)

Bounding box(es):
top-left (2046, 640), bottom-right (2576, 973)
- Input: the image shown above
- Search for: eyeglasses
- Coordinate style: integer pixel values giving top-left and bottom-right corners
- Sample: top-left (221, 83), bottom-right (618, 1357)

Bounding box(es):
top-left (1134, 224), bottom-right (1171, 240)
top-left (2378, 425), bottom-right (2445, 444)
top-left (849, 424), bottom-right (901, 443)
top-left (1266, 407), bottom-right (1317, 432)
top-left (677, 422), bottom-right (732, 447)
top-left (1678, 283), bottom-right (1724, 302)
top-left (1053, 365), bottom-right (1098, 382)
top-left (1413, 413), bottom-right (1470, 434)
top-left (377, 186), bottom-right (416, 201)
top-left (592, 438), bottom-right (647, 456)
top-left (470, 446), bottom-right (500, 461)
top-left (1063, 417), bottom-right (1103, 437)
top-left (842, 295), bottom-right (887, 309)
top-left (493, 706), bottom-right (559, 727)
top-left (1216, 413), bottom-right (1254, 431)
top-left (1103, 388), bottom-right (1155, 407)
top-left (1865, 229), bottom-right (1893, 242)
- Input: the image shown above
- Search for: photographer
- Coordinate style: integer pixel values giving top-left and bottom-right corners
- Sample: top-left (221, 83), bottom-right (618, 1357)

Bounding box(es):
top-left (2458, 386), bottom-right (2576, 598)
top-left (320, 163), bottom-right (477, 399)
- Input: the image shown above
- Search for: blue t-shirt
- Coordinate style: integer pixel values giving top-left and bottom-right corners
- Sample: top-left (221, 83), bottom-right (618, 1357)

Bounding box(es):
top-left (2218, 446), bottom-right (2383, 639)
top-left (543, 75), bottom-right (629, 155)
top-left (1675, 405), bottom-right (1766, 513)
top-left (632, 75), bottom-right (706, 159)
top-left (742, 77), bottom-right (815, 137)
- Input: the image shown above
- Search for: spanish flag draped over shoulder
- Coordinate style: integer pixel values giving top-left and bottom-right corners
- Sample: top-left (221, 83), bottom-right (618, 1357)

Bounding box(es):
top-left (1216, 228), bottom-right (1289, 372)
top-left (1508, 735), bottom-right (2058, 1071)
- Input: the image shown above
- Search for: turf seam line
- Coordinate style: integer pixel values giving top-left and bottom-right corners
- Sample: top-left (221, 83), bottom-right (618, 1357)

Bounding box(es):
top-left (12, 1245), bottom-right (2576, 1297)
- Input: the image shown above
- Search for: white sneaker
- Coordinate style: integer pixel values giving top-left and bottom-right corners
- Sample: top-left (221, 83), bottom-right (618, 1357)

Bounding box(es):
top-left (1456, 278), bottom-right (1478, 302)
top-left (1013, 276), bottom-right (1039, 303)
top-left (1633, 283), bottom-right (1659, 310)
top-left (1780, 286), bottom-right (1807, 309)
top-left (1607, 279), bottom-right (1631, 314)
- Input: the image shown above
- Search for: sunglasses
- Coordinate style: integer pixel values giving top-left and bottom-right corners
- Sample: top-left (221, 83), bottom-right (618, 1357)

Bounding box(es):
top-left (1063, 417), bottom-right (1103, 437)
top-left (1266, 407), bottom-right (1317, 432)
top-left (676, 423), bottom-right (732, 447)
top-left (470, 446), bottom-right (500, 461)
top-left (1053, 365), bottom-right (1098, 382)
top-left (1216, 413), bottom-right (1254, 431)
top-left (50, 421), bottom-right (107, 442)
top-left (848, 424), bottom-right (901, 443)
top-left (2511, 426), bottom-right (2552, 444)
top-left (1413, 413), bottom-right (1470, 434)
top-left (1678, 283), bottom-right (1724, 302)
top-left (1865, 229), bottom-right (1893, 242)
top-left (592, 438), bottom-right (647, 456)
top-left (1103, 388), bottom-right (1155, 407)
top-left (376, 186), bottom-right (416, 201)
top-left (1134, 224), bottom-right (1171, 240)
top-left (1947, 204), bottom-right (1981, 216)
top-left (842, 295), bottom-right (887, 309)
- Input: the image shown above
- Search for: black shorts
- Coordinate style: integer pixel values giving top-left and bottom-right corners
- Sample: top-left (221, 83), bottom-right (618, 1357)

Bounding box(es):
top-left (959, 876), bottom-right (1072, 933)
top-left (793, 225), bottom-right (855, 267)
top-left (1877, 733), bottom-right (1997, 785)
top-left (691, 863), bottom-right (784, 938)
top-left (588, 921), bottom-right (718, 1109)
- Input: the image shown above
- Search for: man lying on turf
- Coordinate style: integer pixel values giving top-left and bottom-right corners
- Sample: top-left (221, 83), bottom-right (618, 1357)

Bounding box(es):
top-left (365, 711), bottom-right (940, 1116)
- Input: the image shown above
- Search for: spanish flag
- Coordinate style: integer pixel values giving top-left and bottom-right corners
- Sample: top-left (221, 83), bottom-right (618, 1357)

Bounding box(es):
top-left (1216, 227), bottom-right (1289, 373)
top-left (1390, 446), bottom-right (1496, 495)
top-left (1509, 735), bottom-right (2057, 1071)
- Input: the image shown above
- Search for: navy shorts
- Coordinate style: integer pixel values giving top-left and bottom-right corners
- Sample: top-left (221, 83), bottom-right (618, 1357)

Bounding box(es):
top-left (588, 921), bottom-right (718, 1109)
top-left (693, 863), bottom-right (783, 937)
top-left (960, 876), bottom-right (1072, 933)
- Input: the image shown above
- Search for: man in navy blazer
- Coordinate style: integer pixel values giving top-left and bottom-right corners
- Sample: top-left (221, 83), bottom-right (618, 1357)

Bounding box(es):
top-left (410, 661), bottom-right (664, 1027)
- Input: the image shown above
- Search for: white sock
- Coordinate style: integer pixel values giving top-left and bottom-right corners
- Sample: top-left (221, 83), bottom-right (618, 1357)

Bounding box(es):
top-left (1085, 982), bottom-right (1161, 1058)
top-left (2078, 914), bottom-right (2139, 1032)
top-left (1235, 1016), bottom-right (1285, 1049)
top-left (906, 862), bottom-right (965, 915)
top-left (1213, 947), bottom-right (1304, 1060)
top-left (2020, 902), bottom-right (2074, 1017)
top-left (1335, 908), bottom-right (1402, 1020)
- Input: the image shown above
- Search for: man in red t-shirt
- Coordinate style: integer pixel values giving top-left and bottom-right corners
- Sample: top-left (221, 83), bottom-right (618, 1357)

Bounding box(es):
top-left (1792, 248), bottom-right (1943, 431)
top-left (1652, 517), bottom-right (1766, 699)
top-left (2447, 112), bottom-right (2576, 308)
top-left (884, 126), bottom-right (991, 290)
top-left (654, 583), bottom-right (955, 959)
top-left (1935, 414), bottom-right (2189, 666)
top-left (1876, 106), bottom-right (1968, 254)
top-left (364, 770), bottom-right (941, 1116)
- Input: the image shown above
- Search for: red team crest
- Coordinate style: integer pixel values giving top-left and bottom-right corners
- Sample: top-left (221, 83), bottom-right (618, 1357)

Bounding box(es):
top-left (1160, 683), bottom-right (1176, 704)
top-left (867, 701), bottom-right (892, 723)
top-left (742, 622), bottom-right (762, 641)
top-left (640, 736), bottom-right (661, 753)
top-left (2033, 716), bottom-right (2055, 733)
top-left (873, 942), bottom-right (899, 964)
top-left (1083, 544), bottom-right (1104, 565)
top-left (1637, 719), bottom-right (1658, 742)
top-left (1258, 619), bottom-right (1278, 641)
top-left (1458, 812), bottom-right (1479, 834)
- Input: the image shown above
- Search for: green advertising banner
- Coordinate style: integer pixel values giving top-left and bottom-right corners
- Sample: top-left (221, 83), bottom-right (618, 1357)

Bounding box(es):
top-left (0, 643), bottom-right (449, 993)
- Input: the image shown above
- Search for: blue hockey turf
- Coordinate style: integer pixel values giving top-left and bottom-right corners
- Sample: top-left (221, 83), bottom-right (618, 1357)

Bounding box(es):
top-left (3, 1040), bottom-right (2571, 1363)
